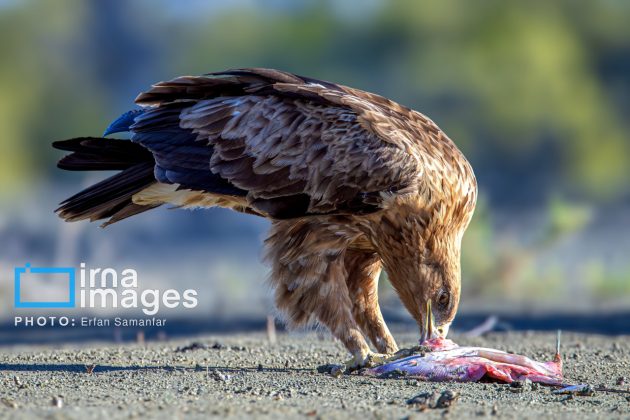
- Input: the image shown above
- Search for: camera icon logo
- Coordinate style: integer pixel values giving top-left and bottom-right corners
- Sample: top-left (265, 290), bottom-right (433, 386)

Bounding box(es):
top-left (14, 263), bottom-right (76, 308)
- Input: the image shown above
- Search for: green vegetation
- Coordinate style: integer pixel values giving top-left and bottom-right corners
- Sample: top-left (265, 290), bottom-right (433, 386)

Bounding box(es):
top-left (1, 0), bottom-right (629, 198)
top-left (0, 0), bottom-right (628, 304)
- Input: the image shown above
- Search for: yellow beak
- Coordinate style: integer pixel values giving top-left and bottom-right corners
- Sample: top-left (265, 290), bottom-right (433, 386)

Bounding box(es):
top-left (420, 299), bottom-right (435, 343)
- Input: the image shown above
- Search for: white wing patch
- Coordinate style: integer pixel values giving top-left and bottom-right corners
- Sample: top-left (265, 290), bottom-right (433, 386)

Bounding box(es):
top-left (132, 182), bottom-right (248, 211)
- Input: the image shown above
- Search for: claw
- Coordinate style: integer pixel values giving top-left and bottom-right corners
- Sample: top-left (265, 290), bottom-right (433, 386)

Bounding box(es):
top-left (366, 352), bottom-right (391, 367)
top-left (344, 353), bottom-right (363, 370)
top-left (327, 352), bottom-right (396, 377)
top-left (328, 353), bottom-right (369, 376)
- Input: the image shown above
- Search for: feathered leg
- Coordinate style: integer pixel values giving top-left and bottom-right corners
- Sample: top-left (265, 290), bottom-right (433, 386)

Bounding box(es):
top-left (345, 250), bottom-right (398, 354)
top-left (265, 220), bottom-right (374, 367)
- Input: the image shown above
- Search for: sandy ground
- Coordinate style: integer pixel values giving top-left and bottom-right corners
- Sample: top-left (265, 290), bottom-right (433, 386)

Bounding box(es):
top-left (0, 331), bottom-right (629, 419)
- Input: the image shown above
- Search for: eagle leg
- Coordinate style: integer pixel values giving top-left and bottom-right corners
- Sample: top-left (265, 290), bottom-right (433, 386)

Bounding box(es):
top-left (267, 220), bottom-right (391, 371)
top-left (345, 250), bottom-right (399, 354)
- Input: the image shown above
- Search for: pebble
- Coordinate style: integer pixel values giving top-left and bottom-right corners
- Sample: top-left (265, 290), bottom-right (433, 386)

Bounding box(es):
top-left (208, 370), bottom-right (231, 382)
top-left (1, 398), bottom-right (18, 409)
top-left (51, 396), bottom-right (63, 408)
top-left (407, 391), bottom-right (434, 407)
top-left (435, 390), bottom-right (458, 409)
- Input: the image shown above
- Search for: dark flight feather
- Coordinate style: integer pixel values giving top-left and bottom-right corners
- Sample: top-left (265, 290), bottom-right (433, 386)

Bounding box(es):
top-left (55, 68), bottom-right (476, 224)
top-left (53, 138), bottom-right (157, 226)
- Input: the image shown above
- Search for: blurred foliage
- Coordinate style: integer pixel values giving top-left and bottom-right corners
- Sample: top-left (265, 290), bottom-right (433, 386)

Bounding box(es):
top-left (0, 0), bottom-right (629, 306)
top-left (584, 261), bottom-right (630, 300)
top-left (543, 196), bottom-right (592, 246)
top-left (458, 195), bottom-right (629, 305)
top-left (0, 0), bottom-right (628, 204)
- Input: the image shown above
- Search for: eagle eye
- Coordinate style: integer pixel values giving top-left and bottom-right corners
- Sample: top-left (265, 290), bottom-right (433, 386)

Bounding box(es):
top-left (437, 290), bottom-right (450, 308)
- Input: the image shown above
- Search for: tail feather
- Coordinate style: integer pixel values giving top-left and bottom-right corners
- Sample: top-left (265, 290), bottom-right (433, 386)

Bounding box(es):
top-left (54, 137), bottom-right (153, 171)
top-left (101, 202), bottom-right (159, 227)
top-left (54, 137), bottom-right (159, 227)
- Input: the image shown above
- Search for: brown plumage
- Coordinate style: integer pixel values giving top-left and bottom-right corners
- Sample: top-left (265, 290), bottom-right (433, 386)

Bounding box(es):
top-left (54, 68), bottom-right (477, 366)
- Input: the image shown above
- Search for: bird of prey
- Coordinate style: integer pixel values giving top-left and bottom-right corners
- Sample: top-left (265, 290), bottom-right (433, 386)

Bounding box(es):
top-left (54, 68), bottom-right (477, 369)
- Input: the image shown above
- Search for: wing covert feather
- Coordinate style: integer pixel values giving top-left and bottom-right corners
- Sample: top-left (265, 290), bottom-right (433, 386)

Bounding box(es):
top-left (134, 68), bottom-right (423, 218)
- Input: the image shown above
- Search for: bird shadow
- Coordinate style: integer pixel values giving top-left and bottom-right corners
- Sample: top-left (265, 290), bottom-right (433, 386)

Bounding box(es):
top-left (0, 363), bottom-right (313, 374)
top-left (0, 363), bottom-right (174, 373)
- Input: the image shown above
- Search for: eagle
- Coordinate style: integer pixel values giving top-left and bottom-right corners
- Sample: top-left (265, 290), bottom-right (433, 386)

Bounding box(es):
top-left (54, 68), bottom-right (477, 369)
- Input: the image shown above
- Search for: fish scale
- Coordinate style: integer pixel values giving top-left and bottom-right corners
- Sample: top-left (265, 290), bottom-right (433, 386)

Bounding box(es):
top-left (365, 337), bottom-right (564, 385)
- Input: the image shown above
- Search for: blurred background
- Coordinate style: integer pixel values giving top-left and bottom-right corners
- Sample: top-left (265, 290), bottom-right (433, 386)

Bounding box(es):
top-left (1, 0), bottom-right (629, 342)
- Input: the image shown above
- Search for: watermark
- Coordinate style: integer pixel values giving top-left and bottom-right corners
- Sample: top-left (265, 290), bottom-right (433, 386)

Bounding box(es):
top-left (13, 262), bottom-right (198, 328)
top-left (14, 263), bottom-right (75, 308)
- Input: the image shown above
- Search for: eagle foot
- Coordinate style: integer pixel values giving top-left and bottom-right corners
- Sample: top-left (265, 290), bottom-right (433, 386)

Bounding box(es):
top-left (321, 352), bottom-right (396, 377)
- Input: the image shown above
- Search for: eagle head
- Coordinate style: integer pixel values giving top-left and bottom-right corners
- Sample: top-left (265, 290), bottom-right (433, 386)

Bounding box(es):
top-left (370, 195), bottom-right (472, 342)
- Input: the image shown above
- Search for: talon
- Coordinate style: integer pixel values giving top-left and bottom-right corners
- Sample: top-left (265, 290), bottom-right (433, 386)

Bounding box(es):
top-left (367, 353), bottom-right (385, 366)
top-left (328, 351), bottom-right (396, 376)
top-left (389, 347), bottom-right (423, 360)
top-left (365, 352), bottom-right (395, 367)
top-left (343, 353), bottom-right (366, 372)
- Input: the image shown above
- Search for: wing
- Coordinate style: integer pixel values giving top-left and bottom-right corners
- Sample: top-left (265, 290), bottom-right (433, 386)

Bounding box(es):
top-left (131, 68), bottom-right (428, 219)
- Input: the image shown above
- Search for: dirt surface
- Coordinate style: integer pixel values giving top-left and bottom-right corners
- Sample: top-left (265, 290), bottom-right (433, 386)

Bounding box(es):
top-left (0, 331), bottom-right (629, 419)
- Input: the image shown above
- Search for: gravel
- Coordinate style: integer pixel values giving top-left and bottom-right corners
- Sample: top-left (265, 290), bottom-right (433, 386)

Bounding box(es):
top-left (0, 331), bottom-right (629, 419)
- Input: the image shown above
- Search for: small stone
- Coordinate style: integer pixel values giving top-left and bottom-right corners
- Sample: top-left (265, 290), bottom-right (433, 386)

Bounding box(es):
top-left (209, 369), bottom-right (230, 382)
top-left (553, 384), bottom-right (594, 396)
top-left (330, 365), bottom-right (344, 378)
top-left (211, 342), bottom-right (227, 350)
top-left (509, 379), bottom-right (532, 393)
top-left (435, 389), bottom-right (458, 409)
top-left (407, 391), bottom-right (434, 408)
top-left (51, 396), bottom-right (63, 408)
top-left (176, 342), bottom-right (208, 352)
top-left (13, 375), bottom-right (25, 389)
top-left (1, 398), bottom-right (17, 409)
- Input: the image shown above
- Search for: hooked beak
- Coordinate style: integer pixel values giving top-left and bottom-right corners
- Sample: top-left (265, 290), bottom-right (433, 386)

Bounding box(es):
top-left (419, 300), bottom-right (450, 343)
